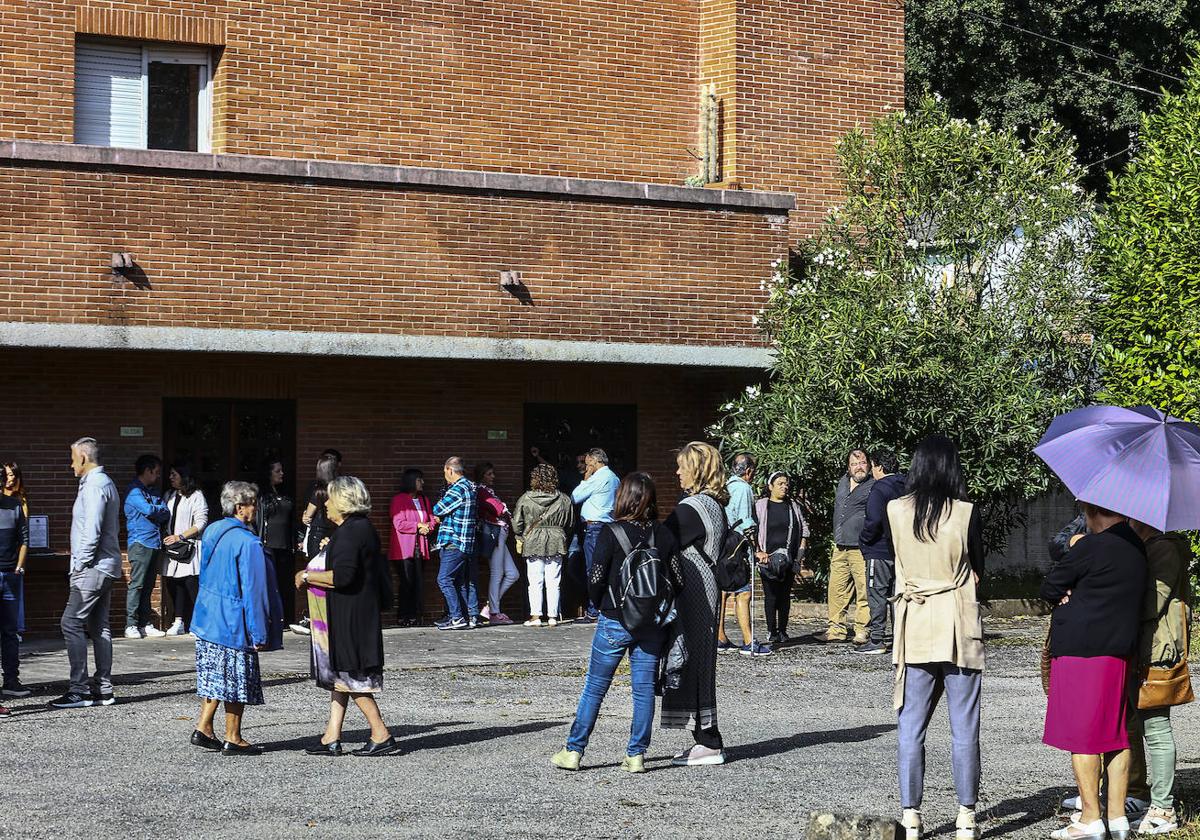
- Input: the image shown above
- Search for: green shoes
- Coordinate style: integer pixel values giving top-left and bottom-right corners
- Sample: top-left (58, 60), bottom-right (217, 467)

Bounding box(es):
top-left (620, 754), bottom-right (646, 773)
top-left (551, 749), bottom-right (582, 771)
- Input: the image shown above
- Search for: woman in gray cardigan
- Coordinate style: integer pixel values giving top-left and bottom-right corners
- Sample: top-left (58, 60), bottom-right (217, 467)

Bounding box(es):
top-left (512, 464), bottom-right (575, 627)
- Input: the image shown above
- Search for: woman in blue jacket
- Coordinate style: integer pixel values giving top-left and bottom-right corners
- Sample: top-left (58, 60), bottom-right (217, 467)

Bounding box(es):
top-left (189, 481), bottom-right (276, 756)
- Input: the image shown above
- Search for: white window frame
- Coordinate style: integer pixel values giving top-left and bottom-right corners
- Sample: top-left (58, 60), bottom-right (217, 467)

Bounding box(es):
top-left (75, 37), bottom-right (213, 152)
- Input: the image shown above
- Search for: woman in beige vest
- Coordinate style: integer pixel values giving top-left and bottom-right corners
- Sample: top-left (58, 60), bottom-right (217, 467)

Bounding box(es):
top-left (887, 436), bottom-right (985, 840)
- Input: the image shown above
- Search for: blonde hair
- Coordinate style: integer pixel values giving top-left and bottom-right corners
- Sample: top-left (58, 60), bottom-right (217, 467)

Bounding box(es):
top-left (328, 475), bottom-right (372, 516)
top-left (676, 441), bottom-right (729, 503)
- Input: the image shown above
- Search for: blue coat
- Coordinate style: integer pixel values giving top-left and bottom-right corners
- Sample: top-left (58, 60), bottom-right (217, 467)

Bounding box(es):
top-left (192, 517), bottom-right (277, 652)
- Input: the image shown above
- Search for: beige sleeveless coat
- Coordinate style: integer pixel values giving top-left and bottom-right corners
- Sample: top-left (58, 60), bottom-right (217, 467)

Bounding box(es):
top-left (887, 496), bottom-right (986, 709)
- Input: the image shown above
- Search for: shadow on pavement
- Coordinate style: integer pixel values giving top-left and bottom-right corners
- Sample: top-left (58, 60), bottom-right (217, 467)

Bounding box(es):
top-left (6, 675), bottom-right (310, 717)
top-left (729, 722), bottom-right (895, 763)
top-left (261, 720), bottom-right (472, 752)
top-left (397, 719), bottom-right (566, 755)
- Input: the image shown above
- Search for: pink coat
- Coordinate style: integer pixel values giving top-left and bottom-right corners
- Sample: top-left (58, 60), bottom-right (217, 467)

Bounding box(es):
top-left (389, 492), bottom-right (436, 560)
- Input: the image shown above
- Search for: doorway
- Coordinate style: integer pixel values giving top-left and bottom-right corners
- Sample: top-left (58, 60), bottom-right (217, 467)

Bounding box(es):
top-left (523, 403), bottom-right (637, 492)
top-left (162, 399), bottom-right (297, 516)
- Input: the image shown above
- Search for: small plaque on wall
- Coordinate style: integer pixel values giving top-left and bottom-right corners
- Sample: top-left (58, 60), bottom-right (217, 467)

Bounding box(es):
top-left (120, 426), bottom-right (144, 438)
top-left (487, 430), bottom-right (508, 441)
top-left (28, 515), bottom-right (48, 550)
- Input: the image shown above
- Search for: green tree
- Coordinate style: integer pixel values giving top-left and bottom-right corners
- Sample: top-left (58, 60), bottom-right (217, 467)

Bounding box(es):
top-left (1096, 55), bottom-right (1200, 421)
top-left (906, 0), bottom-right (1200, 190)
top-left (711, 98), bottom-right (1096, 564)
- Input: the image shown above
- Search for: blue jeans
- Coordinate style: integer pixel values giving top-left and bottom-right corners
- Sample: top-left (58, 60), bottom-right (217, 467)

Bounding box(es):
top-left (567, 614), bottom-right (664, 757)
top-left (437, 546), bottom-right (478, 621)
top-left (583, 523), bottom-right (604, 617)
top-left (0, 572), bottom-right (20, 684)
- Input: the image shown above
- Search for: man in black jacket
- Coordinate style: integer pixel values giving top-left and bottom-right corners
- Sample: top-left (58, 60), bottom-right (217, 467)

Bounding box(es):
top-left (856, 448), bottom-right (906, 654)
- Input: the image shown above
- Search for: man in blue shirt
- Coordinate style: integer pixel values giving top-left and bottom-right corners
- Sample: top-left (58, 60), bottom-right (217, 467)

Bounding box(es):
top-left (571, 447), bottom-right (619, 622)
top-left (718, 453), bottom-right (757, 653)
top-left (123, 453), bottom-right (170, 639)
top-left (433, 456), bottom-right (479, 630)
top-left (856, 448), bottom-right (906, 654)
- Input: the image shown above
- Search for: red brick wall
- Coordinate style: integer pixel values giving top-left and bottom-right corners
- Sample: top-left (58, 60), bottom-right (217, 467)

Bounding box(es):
top-left (2, 349), bottom-right (752, 633)
top-left (0, 164), bottom-right (785, 343)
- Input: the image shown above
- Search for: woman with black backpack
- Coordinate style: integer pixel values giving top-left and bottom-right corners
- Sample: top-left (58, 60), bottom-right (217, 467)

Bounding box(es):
top-left (551, 472), bottom-right (683, 774)
top-left (754, 471), bottom-right (809, 649)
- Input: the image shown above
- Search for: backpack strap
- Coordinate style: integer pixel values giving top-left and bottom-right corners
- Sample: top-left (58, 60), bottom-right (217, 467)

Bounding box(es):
top-left (609, 522), bottom-right (635, 558)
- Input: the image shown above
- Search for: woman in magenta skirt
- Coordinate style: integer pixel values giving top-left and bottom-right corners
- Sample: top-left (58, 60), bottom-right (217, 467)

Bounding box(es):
top-left (1041, 503), bottom-right (1147, 840)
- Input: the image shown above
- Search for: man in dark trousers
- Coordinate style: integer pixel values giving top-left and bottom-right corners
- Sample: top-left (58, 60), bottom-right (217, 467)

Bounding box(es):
top-left (856, 448), bottom-right (906, 654)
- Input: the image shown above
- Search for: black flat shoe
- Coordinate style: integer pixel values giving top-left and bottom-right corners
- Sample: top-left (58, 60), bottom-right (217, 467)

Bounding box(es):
top-left (352, 736), bottom-right (399, 757)
top-left (190, 730), bottom-right (222, 751)
top-left (221, 741), bottom-right (265, 756)
top-left (304, 739), bottom-right (344, 756)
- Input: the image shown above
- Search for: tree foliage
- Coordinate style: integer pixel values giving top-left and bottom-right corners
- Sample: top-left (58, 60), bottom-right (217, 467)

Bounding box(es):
top-left (1096, 55), bottom-right (1200, 421)
top-left (906, 0), bottom-right (1200, 191)
top-left (711, 99), bottom-right (1096, 562)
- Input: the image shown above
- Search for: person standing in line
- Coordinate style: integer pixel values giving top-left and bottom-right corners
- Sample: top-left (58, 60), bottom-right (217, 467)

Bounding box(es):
top-left (753, 471), bottom-right (809, 652)
top-left (297, 476), bottom-right (399, 757)
top-left (123, 453), bottom-right (170, 639)
top-left (161, 461), bottom-right (208, 636)
top-left (815, 448), bottom-right (875, 643)
top-left (551, 472), bottom-right (683, 773)
top-left (476, 462), bottom-right (519, 625)
top-left (292, 450), bottom-right (341, 635)
top-left (2, 463), bottom-right (28, 645)
top-left (0, 466), bottom-right (29, 707)
top-left (1041, 503), bottom-right (1146, 840)
top-left (718, 453), bottom-right (757, 655)
top-left (857, 448), bottom-right (907, 655)
top-left (389, 468), bottom-right (436, 627)
top-left (513, 464), bottom-right (575, 627)
top-left (257, 459), bottom-right (296, 628)
top-left (888, 436), bottom-right (985, 840)
top-left (51, 437), bottom-right (122, 709)
top-left (662, 441), bottom-right (729, 766)
top-left (189, 481), bottom-right (273, 755)
top-left (571, 448), bottom-right (620, 622)
top-left (433, 457), bottom-right (479, 630)
top-left (1125, 522), bottom-right (1192, 835)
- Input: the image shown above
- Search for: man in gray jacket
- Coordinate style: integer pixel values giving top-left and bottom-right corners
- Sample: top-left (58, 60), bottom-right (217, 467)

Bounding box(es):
top-left (51, 437), bottom-right (123, 709)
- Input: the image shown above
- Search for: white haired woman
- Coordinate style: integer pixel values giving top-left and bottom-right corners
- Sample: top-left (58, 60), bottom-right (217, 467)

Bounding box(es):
top-left (297, 476), bottom-right (399, 757)
top-left (189, 481), bottom-right (273, 756)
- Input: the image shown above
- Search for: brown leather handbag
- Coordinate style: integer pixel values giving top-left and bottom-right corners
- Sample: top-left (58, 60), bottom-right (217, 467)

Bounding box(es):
top-left (1138, 603), bottom-right (1195, 710)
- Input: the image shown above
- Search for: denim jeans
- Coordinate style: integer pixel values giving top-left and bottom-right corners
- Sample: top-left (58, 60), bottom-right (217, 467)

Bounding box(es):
top-left (0, 572), bottom-right (21, 684)
top-left (897, 663), bottom-right (981, 808)
top-left (437, 546), bottom-right (478, 621)
top-left (62, 567), bottom-right (115, 696)
top-left (582, 523), bottom-right (604, 617)
top-left (567, 614), bottom-right (665, 757)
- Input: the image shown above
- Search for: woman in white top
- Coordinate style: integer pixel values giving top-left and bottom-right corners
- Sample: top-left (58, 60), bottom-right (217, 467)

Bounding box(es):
top-left (161, 461), bottom-right (209, 635)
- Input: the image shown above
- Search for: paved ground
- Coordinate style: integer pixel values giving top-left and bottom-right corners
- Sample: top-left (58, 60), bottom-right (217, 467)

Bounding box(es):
top-left (3, 616), bottom-right (1198, 839)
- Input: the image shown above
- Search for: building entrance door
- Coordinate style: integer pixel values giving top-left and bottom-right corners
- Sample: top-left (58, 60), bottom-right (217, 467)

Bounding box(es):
top-left (523, 403), bottom-right (637, 492)
top-left (163, 399), bottom-right (297, 517)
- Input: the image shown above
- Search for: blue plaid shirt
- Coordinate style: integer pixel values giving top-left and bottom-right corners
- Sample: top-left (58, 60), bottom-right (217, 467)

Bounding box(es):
top-left (433, 477), bottom-right (478, 554)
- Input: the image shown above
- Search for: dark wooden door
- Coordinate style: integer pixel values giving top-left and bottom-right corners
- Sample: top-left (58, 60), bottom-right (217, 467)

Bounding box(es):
top-left (523, 403), bottom-right (637, 492)
top-left (163, 399), bottom-right (296, 517)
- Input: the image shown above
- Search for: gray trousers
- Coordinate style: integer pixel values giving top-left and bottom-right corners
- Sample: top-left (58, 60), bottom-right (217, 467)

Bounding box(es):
top-left (125, 542), bottom-right (160, 629)
top-left (897, 663), bottom-right (981, 809)
top-left (61, 568), bottom-right (115, 696)
top-left (866, 555), bottom-right (895, 643)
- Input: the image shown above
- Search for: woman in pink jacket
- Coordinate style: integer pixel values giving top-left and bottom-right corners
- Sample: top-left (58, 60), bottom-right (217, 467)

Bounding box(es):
top-left (389, 468), bottom-right (436, 626)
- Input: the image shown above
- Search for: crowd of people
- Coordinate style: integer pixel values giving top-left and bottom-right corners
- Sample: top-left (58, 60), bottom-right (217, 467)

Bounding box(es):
top-left (0, 432), bottom-right (1190, 839)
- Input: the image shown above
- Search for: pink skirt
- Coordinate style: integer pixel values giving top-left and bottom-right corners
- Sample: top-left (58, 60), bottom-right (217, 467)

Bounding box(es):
top-left (1043, 655), bottom-right (1131, 754)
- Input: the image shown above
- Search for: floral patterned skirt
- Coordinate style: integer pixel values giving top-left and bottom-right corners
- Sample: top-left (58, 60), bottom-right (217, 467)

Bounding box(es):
top-left (195, 638), bottom-right (265, 705)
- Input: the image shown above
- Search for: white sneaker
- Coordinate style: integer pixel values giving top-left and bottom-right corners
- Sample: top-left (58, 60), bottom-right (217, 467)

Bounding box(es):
top-left (140, 624), bottom-right (166, 638)
top-left (901, 808), bottom-right (922, 840)
top-left (524, 618), bottom-right (543, 627)
top-left (956, 806), bottom-right (978, 840)
top-left (1137, 807), bottom-right (1178, 835)
top-left (166, 619), bottom-right (187, 636)
top-left (123, 626), bottom-right (143, 639)
top-left (547, 617), bottom-right (558, 627)
top-left (670, 745), bottom-right (725, 766)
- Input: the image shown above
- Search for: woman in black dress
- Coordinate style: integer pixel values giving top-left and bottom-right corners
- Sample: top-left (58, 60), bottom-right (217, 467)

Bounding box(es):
top-left (296, 476), bottom-right (398, 757)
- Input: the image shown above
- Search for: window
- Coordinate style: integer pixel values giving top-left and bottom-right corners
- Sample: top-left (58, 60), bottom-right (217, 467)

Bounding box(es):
top-left (74, 38), bottom-right (213, 152)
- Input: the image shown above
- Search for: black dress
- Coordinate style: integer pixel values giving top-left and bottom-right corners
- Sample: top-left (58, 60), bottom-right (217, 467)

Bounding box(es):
top-left (326, 514), bottom-right (394, 681)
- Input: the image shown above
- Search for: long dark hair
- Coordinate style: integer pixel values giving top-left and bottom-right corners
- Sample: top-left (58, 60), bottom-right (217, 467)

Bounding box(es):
top-left (398, 468), bottom-right (424, 495)
top-left (906, 435), bottom-right (968, 543)
top-left (614, 472), bottom-right (658, 524)
top-left (259, 458), bottom-right (283, 498)
top-left (170, 461), bottom-right (198, 497)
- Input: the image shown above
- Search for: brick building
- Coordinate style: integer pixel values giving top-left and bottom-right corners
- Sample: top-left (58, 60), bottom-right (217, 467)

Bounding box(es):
top-left (0, 1), bottom-right (902, 632)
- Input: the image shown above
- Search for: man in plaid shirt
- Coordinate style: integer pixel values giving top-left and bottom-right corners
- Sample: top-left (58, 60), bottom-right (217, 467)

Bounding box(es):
top-left (433, 456), bottom-right (479, 630)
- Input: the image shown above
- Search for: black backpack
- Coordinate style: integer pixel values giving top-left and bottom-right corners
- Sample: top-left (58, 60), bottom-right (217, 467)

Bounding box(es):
top-left (608, 525), bottom-right (674, 632)
top-left (712, 525), bottom-right (753, 592)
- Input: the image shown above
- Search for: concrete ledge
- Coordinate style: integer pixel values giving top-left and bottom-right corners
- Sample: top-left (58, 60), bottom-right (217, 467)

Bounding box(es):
top-left (0, 140), bottom-right (797, 213)
top-left (0, 321), bottom-right (774, 369)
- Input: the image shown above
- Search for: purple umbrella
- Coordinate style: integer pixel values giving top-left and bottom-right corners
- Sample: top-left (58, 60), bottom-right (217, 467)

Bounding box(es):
top-left (1034, 405), bottom-right (1200, 532)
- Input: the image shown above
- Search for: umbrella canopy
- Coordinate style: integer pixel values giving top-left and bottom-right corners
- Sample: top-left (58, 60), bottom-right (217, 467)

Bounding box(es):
top-left (1034, 405), bottom-right (1200, 533)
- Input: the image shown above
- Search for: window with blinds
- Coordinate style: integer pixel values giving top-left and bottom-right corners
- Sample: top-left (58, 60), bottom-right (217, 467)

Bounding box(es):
top-left (74, 37), bottom-right (213, 152)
